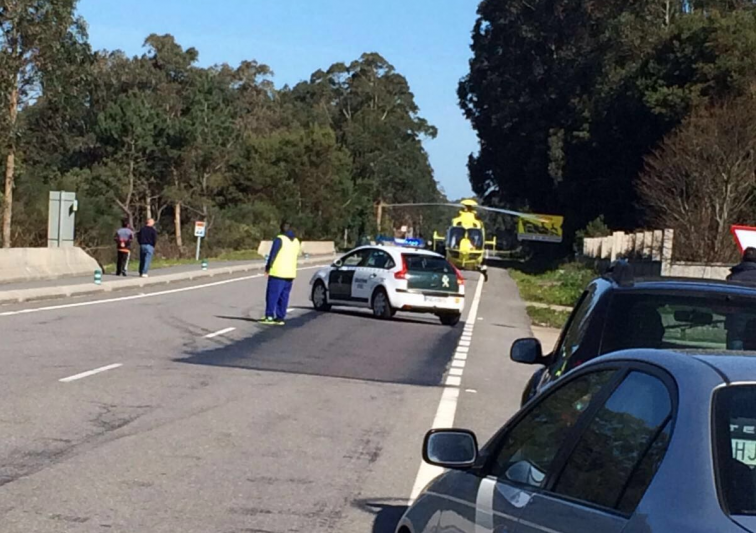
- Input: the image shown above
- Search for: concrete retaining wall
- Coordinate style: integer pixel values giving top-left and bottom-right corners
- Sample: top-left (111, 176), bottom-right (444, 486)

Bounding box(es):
top-left (0, 247), bottom-right (100, 284)
top-left (257, 240), bottom-right (335, 257)
top-left (668, 262), bottom-right (731, 281)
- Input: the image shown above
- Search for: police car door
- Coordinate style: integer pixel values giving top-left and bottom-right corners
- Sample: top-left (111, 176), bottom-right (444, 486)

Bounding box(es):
top-left (328, 249), bottom-right (370, 302)
top-left (353, 249), bottom-right (395, 303)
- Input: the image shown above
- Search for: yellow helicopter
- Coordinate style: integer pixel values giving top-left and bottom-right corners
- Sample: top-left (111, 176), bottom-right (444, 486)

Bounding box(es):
top-left (432, 199), bottom-right (495, 276)
top-left (379, 199), bottom-right (563, 281)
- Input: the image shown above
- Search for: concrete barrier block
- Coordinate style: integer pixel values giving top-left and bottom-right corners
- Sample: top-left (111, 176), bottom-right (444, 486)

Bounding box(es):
top-left (0, 247), bottom-right (100, 284)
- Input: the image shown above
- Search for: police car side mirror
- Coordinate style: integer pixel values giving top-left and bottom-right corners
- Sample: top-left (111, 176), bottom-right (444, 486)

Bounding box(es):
top-left (511, 338), bottom-right (543, 365)
top-left (333, 259), bottom-right (343, 268)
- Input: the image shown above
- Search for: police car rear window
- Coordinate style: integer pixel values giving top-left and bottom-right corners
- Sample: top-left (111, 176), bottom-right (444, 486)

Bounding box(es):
top-left (403, 254), bottom-right (453, 273)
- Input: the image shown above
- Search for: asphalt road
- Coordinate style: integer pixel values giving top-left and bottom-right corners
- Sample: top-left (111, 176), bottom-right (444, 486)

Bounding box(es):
top-left (0, 264), bottom-right (535, 533)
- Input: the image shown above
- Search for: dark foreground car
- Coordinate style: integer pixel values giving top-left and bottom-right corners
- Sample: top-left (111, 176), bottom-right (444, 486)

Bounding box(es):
top-left (397, 350), bottom-right (756, 533)
top-left (512, 265), bottom-right (756, 405)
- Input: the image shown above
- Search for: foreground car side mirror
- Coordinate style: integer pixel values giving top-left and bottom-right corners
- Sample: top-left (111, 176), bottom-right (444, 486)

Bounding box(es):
top-left (332, 259), bottom-right (343, 268)
top-left (511, 338), bottom-right (543, 365)
top-left (423, 429), bottom-right (478, 469)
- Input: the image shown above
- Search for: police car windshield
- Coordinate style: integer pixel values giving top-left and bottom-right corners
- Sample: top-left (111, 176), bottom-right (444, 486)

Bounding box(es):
top-left (403, 254), bottom-right (453, 273)
top-left (715, 385), bottom-right (756, 515)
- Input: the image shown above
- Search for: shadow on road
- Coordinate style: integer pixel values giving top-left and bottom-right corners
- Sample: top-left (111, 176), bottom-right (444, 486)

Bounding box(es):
top-left (353, 498), bottom-right (408, 533)
top-left (175, 306), bottom-right (462, 387)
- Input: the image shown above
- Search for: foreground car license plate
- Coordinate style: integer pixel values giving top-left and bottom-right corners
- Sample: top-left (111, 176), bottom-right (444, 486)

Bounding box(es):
top-left (425, 296), bottom-right (447, 304)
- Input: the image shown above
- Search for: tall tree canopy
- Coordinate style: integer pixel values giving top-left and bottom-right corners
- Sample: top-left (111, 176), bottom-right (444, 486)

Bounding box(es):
top-left (460, 0), bottom-right (756, 244)
top-left (0, 7), bottom-right (444, 258)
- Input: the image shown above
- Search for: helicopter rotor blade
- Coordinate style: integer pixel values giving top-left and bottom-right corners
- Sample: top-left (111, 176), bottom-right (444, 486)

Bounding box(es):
top-left (381, 202), bottom-right (545, 220)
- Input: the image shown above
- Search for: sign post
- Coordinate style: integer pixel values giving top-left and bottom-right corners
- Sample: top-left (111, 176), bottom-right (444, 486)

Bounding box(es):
top-left (194, 221), bottom-right (206, 261)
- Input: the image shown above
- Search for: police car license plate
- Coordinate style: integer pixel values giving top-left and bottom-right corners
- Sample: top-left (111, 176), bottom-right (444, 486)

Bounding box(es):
top-left (425, 296), bottom-right (447, 304)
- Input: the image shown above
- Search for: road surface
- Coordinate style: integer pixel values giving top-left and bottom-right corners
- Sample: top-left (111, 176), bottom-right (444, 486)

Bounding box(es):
top-left (0, 264), bottom-right (535, 533)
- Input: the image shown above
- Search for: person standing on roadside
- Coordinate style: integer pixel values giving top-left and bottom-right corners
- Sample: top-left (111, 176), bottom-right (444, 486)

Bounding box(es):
top-left (261, 222), bottom-right (300, 326)
top-left (726, 247), bottom-right (756, 349)
top-left (137, 218), bottom-right (158, 278)
top-left (114, 219), bottom-right (134, 277)
top-left (728, 247), bottom-right (756, 282)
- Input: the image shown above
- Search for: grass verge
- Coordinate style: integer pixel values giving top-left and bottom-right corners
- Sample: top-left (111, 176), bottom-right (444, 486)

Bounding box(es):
top-left (509, 262), bottom-right (595, 307)
top-left (527, 306), bottom-right (572, 329)
top-left (103, 249), bottom-right (262, 273)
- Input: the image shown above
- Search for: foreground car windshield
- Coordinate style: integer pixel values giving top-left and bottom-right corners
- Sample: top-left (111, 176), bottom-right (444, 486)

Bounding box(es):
top-left (601, 293), bottom-right (756, 353)
top-left (715, 386), bottom-right (756, 515)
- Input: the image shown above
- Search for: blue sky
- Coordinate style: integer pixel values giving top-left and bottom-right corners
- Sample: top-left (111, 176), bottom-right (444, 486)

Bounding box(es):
top-left (76, 0), bottom-right (479, 200)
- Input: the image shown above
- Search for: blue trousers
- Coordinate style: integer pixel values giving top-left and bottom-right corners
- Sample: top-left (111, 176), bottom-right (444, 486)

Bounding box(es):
top-left (265, 276), bottom-right (293, 320)
top-left (139, 244), bottom-right (154, 275)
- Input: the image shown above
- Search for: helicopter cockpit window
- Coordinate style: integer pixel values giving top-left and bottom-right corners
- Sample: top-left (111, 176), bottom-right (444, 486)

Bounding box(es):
top-left (447, 227), bottom-right (466, 249)
top-left (468, 229), bottom-right (483, 248)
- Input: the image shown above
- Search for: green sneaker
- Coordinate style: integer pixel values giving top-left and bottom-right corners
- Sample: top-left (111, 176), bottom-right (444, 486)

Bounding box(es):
top-left (259, 317), bottom-right (277, 325)
top-left (273, 318), bottom-right (285, 326)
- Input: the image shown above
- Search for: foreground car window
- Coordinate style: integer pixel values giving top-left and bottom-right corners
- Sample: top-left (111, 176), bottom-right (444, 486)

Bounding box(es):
top-left (490, 371), bottom-right (615, 488)
top-left (553, 372), bottom-right (673, 513)
top-left (715, 386), bottom-right (756, 515)
top-left (602, 294), bottom-right (756, 354)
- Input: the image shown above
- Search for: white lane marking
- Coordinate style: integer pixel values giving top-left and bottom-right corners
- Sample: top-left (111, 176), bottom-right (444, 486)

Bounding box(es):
top-left (456, 346), bottom-right (470, 354)
top-left (451, 360), bottom-right (466, 368)
top-left (459, 340), bottom-right (471, 347)
top-left (449, 368), bottom-right (464, 376)
top-left (59, 363), bottom-right (122, 383)
top-left (465, 389), bottom-right (478, 394)
top-left (0, 266), bottom-right (325, 318)
top-left (408, 273), bottom-right (485, 504)
top-left (204, 327), bottom-right (236, 339)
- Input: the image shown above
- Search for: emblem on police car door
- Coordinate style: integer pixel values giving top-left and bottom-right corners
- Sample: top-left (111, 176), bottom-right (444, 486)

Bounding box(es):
top-left (442, 275), bottom-right (450, 288)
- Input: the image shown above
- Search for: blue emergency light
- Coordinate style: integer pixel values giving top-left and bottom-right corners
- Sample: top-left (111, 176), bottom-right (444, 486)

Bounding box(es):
top-left (376, 235), bottom-right (425, 248)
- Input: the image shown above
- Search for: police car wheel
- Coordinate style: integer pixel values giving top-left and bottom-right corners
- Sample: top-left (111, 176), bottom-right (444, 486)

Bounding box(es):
top-left (372, 289), bottom-right (393, 319)
top-left (312, 281), bottom-right (331, 312)
top-left (439, 314), bottom-right (461, 327)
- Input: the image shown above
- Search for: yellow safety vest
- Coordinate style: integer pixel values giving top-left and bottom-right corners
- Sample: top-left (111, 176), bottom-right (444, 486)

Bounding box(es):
top-left (269, 235), bottom-right (300, 279)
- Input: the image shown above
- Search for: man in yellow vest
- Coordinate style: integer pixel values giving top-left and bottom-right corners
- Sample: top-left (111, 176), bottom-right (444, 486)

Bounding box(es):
top-left (261, 222), bottom-right (301, 325)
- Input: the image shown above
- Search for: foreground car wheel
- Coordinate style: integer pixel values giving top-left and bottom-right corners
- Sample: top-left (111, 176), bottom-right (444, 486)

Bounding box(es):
top-left (372, 289), bottom-right (393, 319)
top-left (440, 314), bottom-right (461, 327)
top-left (311, 281), bottom-right (331, 311)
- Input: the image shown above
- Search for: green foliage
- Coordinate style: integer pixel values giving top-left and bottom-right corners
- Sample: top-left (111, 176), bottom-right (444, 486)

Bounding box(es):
top-left (461, 0), bottom-right (756, 238)
top-left (510, 262), bottom-right (596, 307)
top-left (0, 18), bottom-right (442, 254)
top-left (526, 306), bottom-right (572, 329)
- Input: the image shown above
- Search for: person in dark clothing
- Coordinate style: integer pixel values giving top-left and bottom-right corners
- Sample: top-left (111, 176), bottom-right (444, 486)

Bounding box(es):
top-left (261, 222), bottom-right (301, 326)
top-left (727, 248), bottom-right (756, 349)
top-left (729, 248), bottom-right (756, 282)
top-left (137, 218), bottom-right (158, 278)
top-left (114, 219), bottom-right (134, 276)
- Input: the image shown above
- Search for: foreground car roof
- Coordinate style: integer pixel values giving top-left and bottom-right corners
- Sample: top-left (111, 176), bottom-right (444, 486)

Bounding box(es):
top-left (596, 349), bottom-right (756, 383)
top-left (615, 278), bottom-right (756, 296)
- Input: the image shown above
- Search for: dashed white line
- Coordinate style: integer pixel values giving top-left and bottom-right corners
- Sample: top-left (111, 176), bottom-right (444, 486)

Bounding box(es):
top-left (204, 327), bottom-right (236, 339)
top-left (59, 363), bottom-right (123, 383)
top-left (408, 272), bottom-right (485, 503)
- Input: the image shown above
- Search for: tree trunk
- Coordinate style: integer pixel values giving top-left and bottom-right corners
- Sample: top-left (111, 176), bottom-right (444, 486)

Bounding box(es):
top-left (2, 87), bottom-right (18, 249)
top-left (174, 202), bottom-right (183, 249)
top-left (145, 197), bottom-right (152, 221)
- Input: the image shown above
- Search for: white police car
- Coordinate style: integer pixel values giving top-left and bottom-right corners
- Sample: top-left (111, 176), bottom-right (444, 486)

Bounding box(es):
top-left (309, 243), bottom-right (465, 326)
